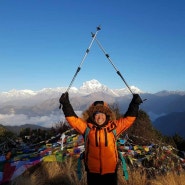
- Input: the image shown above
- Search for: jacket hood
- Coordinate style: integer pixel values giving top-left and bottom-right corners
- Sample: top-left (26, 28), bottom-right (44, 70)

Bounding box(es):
top-left (82, 101), bottom-right (116, 122)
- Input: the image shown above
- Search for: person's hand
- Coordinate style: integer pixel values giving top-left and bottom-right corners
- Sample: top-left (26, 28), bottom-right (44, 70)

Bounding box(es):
top-left (59, 92), bottom-right (70, 106)
top-left (132, 94), bottom-right (143, 105)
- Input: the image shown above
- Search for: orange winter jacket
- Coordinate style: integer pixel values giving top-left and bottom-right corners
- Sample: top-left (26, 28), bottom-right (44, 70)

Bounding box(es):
top-left (66, 115), bottom-right (136, 174)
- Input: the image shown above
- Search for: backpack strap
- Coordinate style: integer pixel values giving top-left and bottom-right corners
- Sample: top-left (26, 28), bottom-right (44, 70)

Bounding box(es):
top-left (113, 129), bottom-right (129, 181)
top-left (77, 127), bottom-right (90, 180)
top-left (77, 152), bottom-right (84, 180)
top-left (84, 127), bottom-right (90, 144)
top-left (112, 129), bottom-right (117, 140)
top-left (118, 150), bottom-right (129, 180)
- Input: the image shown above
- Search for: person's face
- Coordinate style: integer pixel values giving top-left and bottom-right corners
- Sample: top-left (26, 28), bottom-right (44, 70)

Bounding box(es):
top-left (94, 113), bottom-right (106, 125)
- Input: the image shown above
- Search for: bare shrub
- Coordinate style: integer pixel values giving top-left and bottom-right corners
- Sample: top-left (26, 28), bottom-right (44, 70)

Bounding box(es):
top-left (11, 159), bottom-right (185, 185)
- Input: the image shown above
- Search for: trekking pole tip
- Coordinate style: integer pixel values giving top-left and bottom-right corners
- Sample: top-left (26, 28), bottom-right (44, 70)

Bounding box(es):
top-left (97, 25), bottom-right (101, 30)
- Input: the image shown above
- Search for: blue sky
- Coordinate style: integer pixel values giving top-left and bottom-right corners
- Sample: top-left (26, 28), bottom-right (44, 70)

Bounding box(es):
top-left (0, 0), bottom-right (185, 93)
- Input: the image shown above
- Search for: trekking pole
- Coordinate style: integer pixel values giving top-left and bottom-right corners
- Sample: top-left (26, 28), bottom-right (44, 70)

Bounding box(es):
top-left (94, 36), bottom-right (134, 95)
top-left (59, 26), bottom-right (101, 109)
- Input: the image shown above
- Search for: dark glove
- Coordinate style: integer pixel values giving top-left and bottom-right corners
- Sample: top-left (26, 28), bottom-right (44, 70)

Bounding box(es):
top-left (124, 94), bottom-right (142, 117)
top-left (132, 94), bottom-right (143, 105)
top-left (59, 92), bottom-right (70, 106)
top-left (59, 92), bottom-right (78, 117)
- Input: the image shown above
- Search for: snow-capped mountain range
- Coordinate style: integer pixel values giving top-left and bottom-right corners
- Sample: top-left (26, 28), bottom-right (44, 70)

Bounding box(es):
top-left (1, 79), bottom-right (185, 138)
top-left (0, 79), bottom-right (142, 104)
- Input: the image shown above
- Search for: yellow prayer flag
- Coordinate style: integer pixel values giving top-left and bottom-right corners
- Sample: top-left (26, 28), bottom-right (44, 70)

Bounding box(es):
top-left (43, 155), bottom-right (57, 162)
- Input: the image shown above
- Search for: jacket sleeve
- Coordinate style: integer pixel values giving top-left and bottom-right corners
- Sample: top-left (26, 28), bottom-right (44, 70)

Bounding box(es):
top-left (115, 101), bottom-right (139, 136)
top-left (66, 116), bottom-right (87, 135)
top-left (115, 95), bottom-right (141, 136)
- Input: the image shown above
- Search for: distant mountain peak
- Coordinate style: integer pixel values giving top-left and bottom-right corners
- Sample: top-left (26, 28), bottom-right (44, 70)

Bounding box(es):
top-left (80, 79), bottom-right (102, 89)
top-left (155, 90), bottom-right (185, 96)
top-left (79, 79), bottom-right (112, 94)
